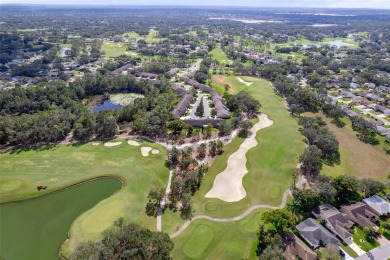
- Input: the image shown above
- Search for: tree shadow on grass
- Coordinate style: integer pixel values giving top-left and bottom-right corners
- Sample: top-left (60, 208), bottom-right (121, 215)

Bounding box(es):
top-left (10, 143), bottom-right (60, 154)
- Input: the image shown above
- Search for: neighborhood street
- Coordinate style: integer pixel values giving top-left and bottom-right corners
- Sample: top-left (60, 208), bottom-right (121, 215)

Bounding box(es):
top-left (355, 242), bottom-right (390, 260)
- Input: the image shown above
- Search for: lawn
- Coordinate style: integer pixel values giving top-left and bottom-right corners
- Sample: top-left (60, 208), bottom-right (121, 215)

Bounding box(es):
top-left (101, 41), bottom-right (128, 58)
top-left (0, 138), bottom-right (169, 255)
top-left (352, 226), bottom-right (380, 252)
top-left (122, 31), bottom-right (140, 38)
top-left (171, 209), bottom-right (266, 259)
top-left (339, 243), bottom-right (359, 258)
top-left (145, 29), bottom-right (167, 43)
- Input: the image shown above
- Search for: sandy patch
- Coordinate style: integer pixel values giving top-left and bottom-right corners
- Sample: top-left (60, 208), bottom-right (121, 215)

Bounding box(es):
top-left (236, 77), bottom-right (253, 86)
top-left (92, 142), bottom-right (100, 146)
top-left (211, 75), bottom-right (235, 92)
top-left (151, 149), bottom-right (160, 154)
top-left (141, 147), bottom-right (153, 156)
top-left (205, 113), bottom-right (274, 202)
top-left (104, 141), bottom-right (122, 147)
top-left (127, 140), bottom-right (141, 146)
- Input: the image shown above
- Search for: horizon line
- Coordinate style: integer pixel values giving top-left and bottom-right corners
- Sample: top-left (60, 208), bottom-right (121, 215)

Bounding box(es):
top-left (0, 3), bottom-right (389, 10)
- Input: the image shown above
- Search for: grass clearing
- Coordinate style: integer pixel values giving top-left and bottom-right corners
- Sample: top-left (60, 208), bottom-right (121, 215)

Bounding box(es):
top-left (101, 41), bottom-right (128, 58)
top-left (0, 139), bottom-right (169, 254)
top-left (109, 93), bottom-right (144, 106)
top-left (312, 115), bottom-right (390, 181)
top-left (209, 48), bottom-right (232, 65)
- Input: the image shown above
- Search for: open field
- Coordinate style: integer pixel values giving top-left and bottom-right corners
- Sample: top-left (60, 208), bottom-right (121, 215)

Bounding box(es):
top-left (101, 42), bottom-right (128, 58)
top-left (171, 209), bottom-right (266, 259)
top-left (0, 139), bottom-right (169, 255)
top-left (304, 113), bottom-right (390, 181)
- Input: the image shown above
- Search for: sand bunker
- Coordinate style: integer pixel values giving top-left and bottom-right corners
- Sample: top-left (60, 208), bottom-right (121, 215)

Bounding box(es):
top-left (151, 149), bottom-right (160, 154)
top-left (127, 140), bottom-right (141, 146)
top-left (92, 142), bottom-right (100, 146)
top-left (205, 113), bottom-right (274, 202)
top-left (103, 141), bottom-right (122, 147)
top-left (236, 77), bottom-right (253, 86)
top-left (141, 147), bottom-right (153, 156)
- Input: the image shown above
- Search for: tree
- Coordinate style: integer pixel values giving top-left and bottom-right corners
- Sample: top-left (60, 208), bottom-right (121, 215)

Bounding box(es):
top-left (195, 98), bottom-right (204, 117)
top-left (259, 245), bottom-right (285, 260)
top-left (180, 193), bottom-right (193, 220)
top-left (167, 119), bottom-right (188, 135)
top-left (256, 225), bottom-right (269, 256)
top-left (169, 146), bottom-right (181, 165)
top-left (215, 140), bottom-right (224, 155)
top-left (238, 120), bottom-right (253, 138)
top-left (145, 188), bottom-right (165, 217)
top-left (382, 222), bottom-right (390, 232)
top-left (197, 143), bottom-right (207, 158)
top-left (71, 220), bottom-right (173, 260)
top-left (331, 175), bottom-right (360, 204)
top-left (313, 180), bottom-right (337, 204)
top-left (320, 243), bottom-right (341, 260)
top-left (292, 189), bottom-right (321, 214)
top-left (363, 226), bottom-right (375, 240)
top-left (358, 178), bottom-right (385, 197)
top-left (261, 209), bottom-right (295, 234)
top-left (299, 145), bottom-right (323, 176)
top-left (95, 111), bottom-right (117, 137)
top-left (351, 117), bottom-right (378, 144)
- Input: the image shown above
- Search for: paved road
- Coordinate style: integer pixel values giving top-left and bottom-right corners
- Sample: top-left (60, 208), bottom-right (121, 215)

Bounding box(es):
top-left (187, 59), bottom-right (202, 77)
top-left (156, 170), bottom-right (173, 231)
top-left (355, 242), bottom-right (390, 260)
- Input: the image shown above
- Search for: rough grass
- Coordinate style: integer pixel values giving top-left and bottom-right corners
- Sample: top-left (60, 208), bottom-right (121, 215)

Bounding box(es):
top-left (171, 209), bottom-right (266, 259)
top-left (109, 93), bottom-right (144, 106)
top-left (0, 139), bottom-right (169, 254)
top-left (310, 114), bottom-right (390, 181)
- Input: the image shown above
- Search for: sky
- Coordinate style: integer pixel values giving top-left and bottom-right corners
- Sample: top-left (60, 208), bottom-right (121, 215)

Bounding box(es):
top-left (0, 0), bottom-right (389, 9)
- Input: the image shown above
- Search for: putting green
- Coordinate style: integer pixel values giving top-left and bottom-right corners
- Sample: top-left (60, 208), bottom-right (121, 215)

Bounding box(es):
top-left (0, 179), bottom-right (24, 191)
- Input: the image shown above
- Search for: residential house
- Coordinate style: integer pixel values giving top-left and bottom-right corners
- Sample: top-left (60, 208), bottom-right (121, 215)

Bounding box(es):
top-left (363, 195), bottom-right (390, 216)
top-left (282, 232), bottom-right (317, 260)
top-left (312, 205), bottom-right (354, 244)
top-left (340, 202), bottom-right (379, 228)
top-left (377, 126), bottom-right (390, 136)
top-left (172, 93), bottom-right (193, 119)
top-left (296, 218), bottom-right (340, 248)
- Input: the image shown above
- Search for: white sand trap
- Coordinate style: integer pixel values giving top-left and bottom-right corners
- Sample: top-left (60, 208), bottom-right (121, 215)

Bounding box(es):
top-left (151, 149), bottom-right (160, 154)
top-left (104, 141), bottom-right (122, 147)
top-left (92, 142), bottom-right (100, 146)
top-left (236, 77), bottom-right (253, 86)
top-left (205, 113), bottom-right (274, 202)
top-left (127, 140), bottom-right (141, 146)
top-left (141, 147), bottom-right (153, 156)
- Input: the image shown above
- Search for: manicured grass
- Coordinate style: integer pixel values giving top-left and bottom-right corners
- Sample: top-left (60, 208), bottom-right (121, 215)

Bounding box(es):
top-left (101, 41), bottom-right (128, 58)
top-left (122, 31), bottom-right (140, 38)
top-left (209, 48), bottom-right (232, 65)
top-left (171, 209), bottom-right (266, 259)
top-left (339, 243), bottom-right (359, 258)
top-left (379, 219), bottom-right (390, 240)
top-left (0, 139), bottom-right (169, 254)
top-left (352, 227), bottom-right (380, 252)
top-left (145, 29), bottom-right (167, 43)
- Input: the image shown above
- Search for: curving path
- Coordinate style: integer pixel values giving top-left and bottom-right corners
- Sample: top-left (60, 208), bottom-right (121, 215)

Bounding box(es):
top-left (170, 188), bottom-right (291, 239)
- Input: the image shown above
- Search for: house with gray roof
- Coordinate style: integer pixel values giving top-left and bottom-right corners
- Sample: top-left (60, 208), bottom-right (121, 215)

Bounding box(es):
top-left (296, 218), bottom-right (340, 249)
top-left (282, 232), bottom-right (317, 260)
top-left (363, 195), bottom-right (390, 216)
top-left (340, 202), bottom-right (379, 228)
top-left (312, 205), bottom-right (354, 244)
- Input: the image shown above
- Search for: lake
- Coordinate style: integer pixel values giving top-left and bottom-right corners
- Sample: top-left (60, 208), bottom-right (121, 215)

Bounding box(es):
top-left (0, 177), bottom-right (122, 260)
top-left (92, 100), bottom-right (123, 112)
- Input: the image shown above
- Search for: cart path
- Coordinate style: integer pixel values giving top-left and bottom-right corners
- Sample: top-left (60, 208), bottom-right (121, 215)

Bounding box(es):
top-left (169, 187), bottom-right (292, 239)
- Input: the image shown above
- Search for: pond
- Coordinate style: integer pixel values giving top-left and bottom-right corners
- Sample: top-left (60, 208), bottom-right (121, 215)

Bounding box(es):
top-left (0, 177), bottom-right (122, 260)
top-left (92, 99), bottom-right (123, 112)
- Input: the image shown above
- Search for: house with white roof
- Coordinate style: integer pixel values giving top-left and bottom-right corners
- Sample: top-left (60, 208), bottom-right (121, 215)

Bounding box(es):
top-left (363, 195), bottom-right (390, 216)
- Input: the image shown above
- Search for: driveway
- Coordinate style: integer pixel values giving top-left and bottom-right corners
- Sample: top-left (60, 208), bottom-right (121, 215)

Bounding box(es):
top-left (354, 242), bottom-right (390, 260)
top-left (349, 242), bottom-right (367, 256)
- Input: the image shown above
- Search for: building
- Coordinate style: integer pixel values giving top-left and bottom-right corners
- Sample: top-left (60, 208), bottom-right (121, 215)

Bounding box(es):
top-left (340, 202), bottom-right (379, 228)
top-left (296, 218), bottom-right (340, 248)
top-left (363, 195), bottom-right (390, 216)
top-left (282, 232), bottom-right (317, 260)
top-left (312, 205), bottom-right (354, 244)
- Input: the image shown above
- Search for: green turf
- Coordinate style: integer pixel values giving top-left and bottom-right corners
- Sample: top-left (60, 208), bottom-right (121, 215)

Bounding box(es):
top-left (171, 209), bottom-right (266, 259)
top-left (209, 48), bottom-right (232, 65)
top-left (101, 42), bottom-right (128, 58)
top-left (339, 243), bottom-right (359, 258)
top-left (0, 177), bottom-right (121, 260)
top-left (0, 138), bottom-right (169, 255)
top-left (352, 227), bottom-right (380, 252)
